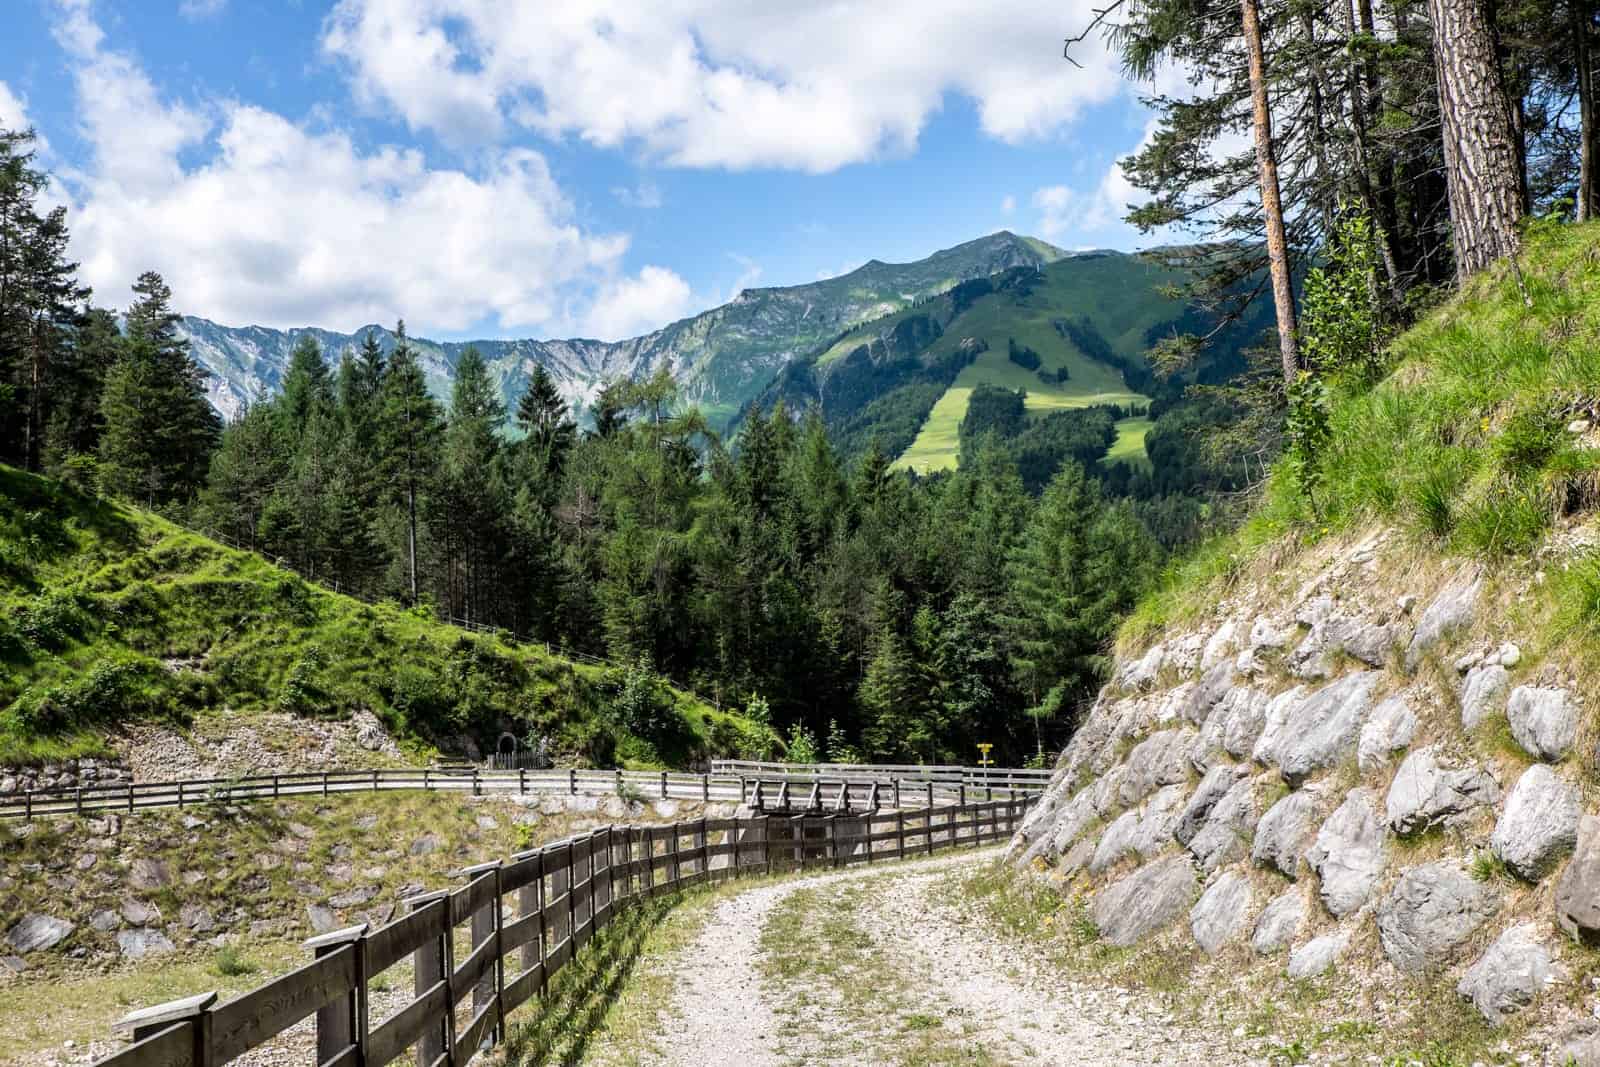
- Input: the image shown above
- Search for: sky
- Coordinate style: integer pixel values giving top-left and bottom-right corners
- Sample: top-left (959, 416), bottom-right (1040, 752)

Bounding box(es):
top-left (1, 0), bottom-right (1170, 343)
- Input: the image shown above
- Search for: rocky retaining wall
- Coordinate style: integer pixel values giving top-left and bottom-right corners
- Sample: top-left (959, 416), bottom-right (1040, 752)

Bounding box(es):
top-left (0, 758), bottom-right (130, 797)
top-left (1010, 528), bottom-right (1600, 1061)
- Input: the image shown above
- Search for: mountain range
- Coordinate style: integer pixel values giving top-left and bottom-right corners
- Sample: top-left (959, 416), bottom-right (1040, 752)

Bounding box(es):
top-left (179, 231), bottom-right (1073, 430)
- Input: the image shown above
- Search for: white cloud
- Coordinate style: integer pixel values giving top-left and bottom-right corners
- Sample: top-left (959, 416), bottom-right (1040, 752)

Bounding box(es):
top-left (0, 81), bottom-right (32, 132)
top-left (580, 265), bottom-right (693, 341)
top-left (1031, 184), bottom-right (1077, 240)
top-left (611, 180), bottom-right (663, 209)
top-left (48, 0), bottom-right (685, 339)
top-left (1000, 194), bottom-right (1016, 215)
top-left (320, 0), bottom-right (1126, 172)
top-left (179, 0), bottom-right (226, 19)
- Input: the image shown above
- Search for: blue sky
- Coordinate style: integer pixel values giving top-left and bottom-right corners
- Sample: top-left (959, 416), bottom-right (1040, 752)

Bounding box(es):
top-left (2, 0), bottom-right (1166, 342)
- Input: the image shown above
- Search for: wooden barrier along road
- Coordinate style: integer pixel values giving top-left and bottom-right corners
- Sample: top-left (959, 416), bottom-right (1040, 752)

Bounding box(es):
top-left (92, 796), bottom-right (1031, 1067)
top-left (0, 763), bottom-right (1048, 822)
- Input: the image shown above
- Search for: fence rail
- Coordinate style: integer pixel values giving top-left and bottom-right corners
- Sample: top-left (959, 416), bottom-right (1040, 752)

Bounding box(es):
top-left (711, 759), bottom-right (1055, 789)
top-left (92, 797), bottom-right (1031, 1067)
top-left (0, 764), bottom-right (1046, 822)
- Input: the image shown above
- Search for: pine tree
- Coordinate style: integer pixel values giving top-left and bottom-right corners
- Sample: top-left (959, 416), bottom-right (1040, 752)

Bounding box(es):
top-left (516, 362), bottom-right (575, 483)
top-left (98, 272), bottom-right (219, 505)
top-left (279, 335), bottom-right (331, 442)
top-left (376, 320), bottom-right (441, 602)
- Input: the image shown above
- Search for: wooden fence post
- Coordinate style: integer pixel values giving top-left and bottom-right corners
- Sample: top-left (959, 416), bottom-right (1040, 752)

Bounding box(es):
top-left (512, 848), bottom-right (545, 992)
top-left (893, 777), bottom-right (901, 810)
top-left (897, 808), bottom-right (906, 859)
top-left (457, 860), bottom-right (501, 1045)
top-left (698, 817), bottom-right (709, 882)
top-left (569, 768), bottom-right (577, 795)
top-left (111, 991), bottom-right (216, 1067)
top-left (660, 770), bottom-right (668, 799)
top-left (826, 814), bottom-right (839, 869)
top-left (303, 923), bottom-right (367, 1066)
top-left (925, 806), bottom-right (934, 857)
top-left (702, 773), bottom-right (709, 803)
top-left (405, 891), bottom-right (450, 1067)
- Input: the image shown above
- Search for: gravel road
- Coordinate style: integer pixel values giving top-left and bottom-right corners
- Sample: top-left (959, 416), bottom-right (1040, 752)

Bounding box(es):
top-left (634, 850), bottom-right (1240, 1067)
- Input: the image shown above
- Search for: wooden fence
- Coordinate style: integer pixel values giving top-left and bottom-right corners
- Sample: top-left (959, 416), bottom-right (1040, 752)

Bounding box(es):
top-left (0, 765), bottom-right (1046, 822)
top-left (710, 759), bottom-right (1054, 792)
top-left (94, 797), bottom-right (1030, 1067)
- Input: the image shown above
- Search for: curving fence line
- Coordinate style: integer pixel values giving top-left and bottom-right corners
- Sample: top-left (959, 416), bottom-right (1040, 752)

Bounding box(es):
top-left (0, 764), bottom-right (1048, 821)
top-left (92, 796), bottom-right (1032, 1067)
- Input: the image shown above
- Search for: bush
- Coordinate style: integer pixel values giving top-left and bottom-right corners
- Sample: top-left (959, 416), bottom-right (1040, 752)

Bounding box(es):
top-left (603, 656), bottom-right (679, 742)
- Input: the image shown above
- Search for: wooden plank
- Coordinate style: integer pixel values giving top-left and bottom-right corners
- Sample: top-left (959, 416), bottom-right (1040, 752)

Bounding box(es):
top-left (366, 981), bottom-right (448, 1067)
top-left (500, 852), bottom-right (542, 895)
top-left (318, 1044), bottom-right (360, 1067)
top-left (448, 873), bottom-right (497, 927)
top-left (500, 911), bottom-right (539, 954)
top-left (95, 1023), bottom-right (194, 1067)
top-left (453, 1000), bottom-right (499, 1061)
top-left (210, 945), bottom-right (357, 1062)
top-left (365, 899), bottom-right (445, 976)
top-left (449, 935), bottom-right (497, 999)
top-left (502, 962), bottom-right (544, 1015)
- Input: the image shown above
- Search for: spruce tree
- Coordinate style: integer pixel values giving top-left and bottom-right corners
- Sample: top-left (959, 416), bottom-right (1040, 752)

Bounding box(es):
top-left (515, 362), bottom-right (575, 483)
top-left (376, 320), bottom-right (441, 602)
top-left (98, 272), bottom-right (219, 505)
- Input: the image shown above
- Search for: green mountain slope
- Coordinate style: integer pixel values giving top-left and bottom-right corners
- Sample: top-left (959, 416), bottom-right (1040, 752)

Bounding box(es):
top-left (750, 250), bottom-right (1273, 473)
top-left (179, 232), bottom-right (1070, 433)
top-left (0, 466), bottom-right (769, 767)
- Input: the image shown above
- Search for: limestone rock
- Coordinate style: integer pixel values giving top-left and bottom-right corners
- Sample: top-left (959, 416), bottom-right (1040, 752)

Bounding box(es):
top-left (409, 833), bottom-right (441, 857)
top-left (1176, 764), bottom-right (1248, 846)
top-left (1555, 815), bottom-right (1600, 944)
top-left (1506, 686), bottom-right (1578, 761)
top-left (179, 904), bottom-right (215, 933)
top-left (128, 857), bottom-right (170, 891)
top-left (1122, 644), bottom-right (1166, 691)
top-left (1491, 764), bottom-right (1580, 881)
top-left (1385, 745), bottom-right (1500, 835)
top-left (1287, 930), bottom-right (1350, 979)
top-left (1459, 664), bottom-right (1510, 730)
top-left (1252, 686), bottom-right (1309, 767)
top-left (1187, 776), bottom-right (1258, 873)
top-left (1092, 855), bottom-right (1198, 947)
top-left (6, 914), bottom-right (73, 954)
top-left (1118, 728), bottom-right (1196, 806)
top-left (88, 910), bottom-right (122, 933)
top-left (1358, 695), bottom-right (1417, 772)
top-left (1252, 890), bottom-right (1306, 955)
top-left (1277, 671), bottom-right (1381, 784)
top-left (1220, 688), bottom-right (1271, 759)
top-left (1405, 571), bottom-right (1481, 670)
top-left (1059, 838), bottom-right (1094, 876)
top-left (1376, 862), bottom-right (1498, 973)
top-left (1182, 661), bottom-right (1236, 726)
top-left (1250, 616), bottom-right (1296, 653)
top-left (1201, 622), bottom-right (1238, 671)
top-left (1090, 784), bottom-right (1187, 874)
top-left (306, 904), bottom-right (339, 934)
top-left (116, 928), bottom-right (175, 959)
top-left (1253, 789), bottom-right (1320, 879)
top-left (1190, 870), bottom-right (1254, 955)
top-left (120, 900), bottom-right (161, 926)
top-left (328, 885), bottom-right (380, 909)
top-left (1457, 923), bottom-right (1559, 1026)
top-left (1307, 788), bottom-right (1387, 917)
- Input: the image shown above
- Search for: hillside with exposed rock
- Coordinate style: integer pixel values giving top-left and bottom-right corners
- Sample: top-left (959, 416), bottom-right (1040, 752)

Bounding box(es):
top-left (1008, 223), bottom-right (1600, 1064)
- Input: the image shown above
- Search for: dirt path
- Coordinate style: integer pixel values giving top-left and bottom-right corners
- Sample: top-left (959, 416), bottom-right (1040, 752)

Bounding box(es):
top-left (616, 850), bottom-right (1240, 1067)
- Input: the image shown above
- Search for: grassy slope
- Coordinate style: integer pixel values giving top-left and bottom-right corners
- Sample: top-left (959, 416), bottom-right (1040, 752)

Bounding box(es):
top-left (1121, 220), bottom-right (1600, 662)
top-left (0, 466), bottom-right (766, 768)
top-left (890, 255), bottom-right (1172, 473)
top-left (1100, 416), bottom-right (1153, 470)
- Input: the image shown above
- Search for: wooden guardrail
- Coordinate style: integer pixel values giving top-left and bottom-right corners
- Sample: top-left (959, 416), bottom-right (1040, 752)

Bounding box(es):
top-left (0, 765), bottom-right (1044, 821)
top-left (711, 759), bottom-right (1054, 791)
top-left (92, 797), bottom-right (1030, 1067)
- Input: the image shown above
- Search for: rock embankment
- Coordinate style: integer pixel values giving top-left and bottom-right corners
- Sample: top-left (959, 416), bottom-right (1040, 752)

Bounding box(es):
top-left (1010, 528), bottom-right (1600, 1059)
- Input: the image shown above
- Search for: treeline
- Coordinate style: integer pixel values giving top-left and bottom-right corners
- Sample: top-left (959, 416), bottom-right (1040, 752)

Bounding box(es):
top-left (0, 126), bottom-right (1157, 765)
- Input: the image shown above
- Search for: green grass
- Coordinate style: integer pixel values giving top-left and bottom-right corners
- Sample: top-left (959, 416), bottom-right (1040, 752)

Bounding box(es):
top-left (1101, 416), bottom-right (1154, 469)
top-left (0, 464), bottom-right (772, 766)
top-left (1120, 219), bottom-right (1600, 654)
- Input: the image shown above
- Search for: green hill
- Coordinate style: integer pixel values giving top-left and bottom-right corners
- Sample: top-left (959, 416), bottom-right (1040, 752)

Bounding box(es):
top-left (748, 250), bottom-right (1273, 474)
top-left (1125, 219), bottom-right (1600, 663)
top-left (0, 466), bottom-right (771, 768)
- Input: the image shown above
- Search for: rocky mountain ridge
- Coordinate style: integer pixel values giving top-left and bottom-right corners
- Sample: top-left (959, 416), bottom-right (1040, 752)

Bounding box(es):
top-left (178, 231), bottom-right (1072, 428)
top-left (1009, 525), bottom-right (1600, 1061)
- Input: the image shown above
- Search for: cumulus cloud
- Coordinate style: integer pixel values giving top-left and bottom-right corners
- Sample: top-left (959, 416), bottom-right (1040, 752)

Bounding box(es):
top-left (47, 0), bottom-right (685, 339)
top-left (612, 180), bottom-right (663, 209)
top-left (1000, 193), bottom-right (1016, 216)
top-left (1032, 184), bottom-right (1077, 240)
top-left (580, 265), bottom-right (694, 341)
top-left (179, 0), bottom-right (226, 19)
top-left (0, 81), bottom-right (32, 132)
top-left (320, 0), bottom-right (1125, 172)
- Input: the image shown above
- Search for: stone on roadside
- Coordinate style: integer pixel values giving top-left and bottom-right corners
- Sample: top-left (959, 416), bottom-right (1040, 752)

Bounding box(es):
top-left (1190, 870), bottom-right (1254, 955)
top-left (1251, 891), bottom-right (1306, 955)
top-left (1287, 930), bottom-right (1350, 979)
top-left (1459, 664), bottom-right (1510, 730)
top-left (1307, 788), bottom-right (1387, 917)
top-left (5, 914), bottom-right (74, 954)
top-left (1405, 571), bottom-right (1481, 670)
top-left (1276, 671), bottom-right (1381, 784)
top-left (1253, 789), bottom-right (1320, 879)
top-left (1092, 855), bottom-right (1198, 947)
top-left (1385, 746), bottom-right (1499, 835)
top-left (1358, 695), bottom-right (1418, 773)
top-left (1555, 815), bottom-right (1600, 944)
top-left (1376, 862), bottom-right (1498, 974)
top-left (116, 928), bottom-right (175, 959)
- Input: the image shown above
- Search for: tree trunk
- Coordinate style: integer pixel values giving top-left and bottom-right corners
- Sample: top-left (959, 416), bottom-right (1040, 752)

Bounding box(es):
top-left (1427, 0), bottom-right (1525, 280)
top-left (1578, 0), bottom-right (1599, 221)
top-left (406, 477), bottom-right (419, 603)
top-left (1240, 0), bottom-right (1301, 385)
top-left (1344, 0), bottom-right (1407, 305)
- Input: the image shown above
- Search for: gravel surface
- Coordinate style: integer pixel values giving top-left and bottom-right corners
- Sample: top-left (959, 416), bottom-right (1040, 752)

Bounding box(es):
top-left (640, 851), bottom-right (1236, 1067)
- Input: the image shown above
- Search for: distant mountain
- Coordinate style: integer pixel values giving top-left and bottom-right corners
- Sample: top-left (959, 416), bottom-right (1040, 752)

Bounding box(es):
top-left (745, 248), bottom-right (1276, 473)
top-left (179, 231), bottom-right (1072, 428)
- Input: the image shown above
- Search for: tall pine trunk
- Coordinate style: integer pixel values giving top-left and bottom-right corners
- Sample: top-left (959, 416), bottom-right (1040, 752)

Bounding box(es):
top-left (1240, 0), bottom-right (1301, 385)
top-left (1577, 0), bottom-right (1599, 221)
top-left (1427, 0), bottom-right (1524, 280)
